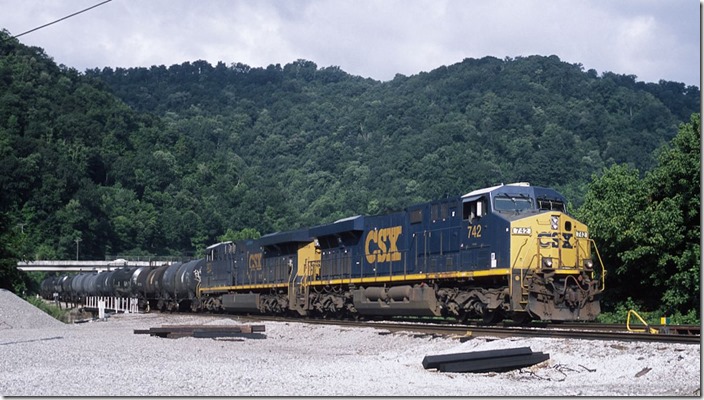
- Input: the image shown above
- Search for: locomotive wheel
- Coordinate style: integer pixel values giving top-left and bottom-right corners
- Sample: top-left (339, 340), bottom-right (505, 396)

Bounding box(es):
top-left (482, 309), bottom-right (503, 324)
top-left (511, 312), bottom-right (533, 325)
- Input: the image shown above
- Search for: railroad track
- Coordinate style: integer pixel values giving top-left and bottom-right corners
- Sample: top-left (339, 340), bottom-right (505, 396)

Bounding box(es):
top-left (93, 307), bottom-right (699, 344)
top-left (238, 315), bottom-right (701, 345)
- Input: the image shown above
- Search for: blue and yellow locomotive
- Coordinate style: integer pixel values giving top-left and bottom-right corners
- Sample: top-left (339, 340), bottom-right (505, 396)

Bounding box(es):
top-left (196, 183), bottom-right (604, 322)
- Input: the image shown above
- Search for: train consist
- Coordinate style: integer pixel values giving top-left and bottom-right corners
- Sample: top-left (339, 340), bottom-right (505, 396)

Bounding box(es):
top-left (41, 183), bottom-right (604, 323)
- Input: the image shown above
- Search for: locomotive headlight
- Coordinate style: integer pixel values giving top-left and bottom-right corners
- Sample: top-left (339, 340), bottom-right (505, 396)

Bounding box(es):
top-left (583, 259), bottom-right (594, 271)
top-left (542, 257), bottom-right (553, 269)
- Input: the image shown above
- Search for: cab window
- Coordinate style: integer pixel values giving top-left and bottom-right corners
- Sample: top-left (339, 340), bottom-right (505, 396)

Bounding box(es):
top-left (494, 195), bottom-right (533, 212)
top-left (463, 198), bottom-right (486, 220)
top-left (538, 199), bottom-right (566, 212)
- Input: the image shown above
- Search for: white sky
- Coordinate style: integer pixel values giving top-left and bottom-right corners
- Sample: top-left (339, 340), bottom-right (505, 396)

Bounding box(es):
top-left (0, 0), bottom-right (700, 86)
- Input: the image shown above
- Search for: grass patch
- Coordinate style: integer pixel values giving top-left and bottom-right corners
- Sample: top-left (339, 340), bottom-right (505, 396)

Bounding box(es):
top-left (25, 296), bottom-right (69, 323)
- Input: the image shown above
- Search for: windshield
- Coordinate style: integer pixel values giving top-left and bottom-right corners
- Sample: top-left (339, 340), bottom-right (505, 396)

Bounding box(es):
top-left (494, 196), bottom-right (534, 213)
top-left (538, 199), bottom-right (566, 213)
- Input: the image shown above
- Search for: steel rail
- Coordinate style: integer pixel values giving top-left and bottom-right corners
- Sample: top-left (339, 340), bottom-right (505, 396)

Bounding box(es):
top-left (119, 311), bottom-right (699, 344)
top-left (239, 316), bottom-right (701, 345)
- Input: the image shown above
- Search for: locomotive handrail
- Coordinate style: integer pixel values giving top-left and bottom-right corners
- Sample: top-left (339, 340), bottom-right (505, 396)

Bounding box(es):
top-left (576, 239), bottom-right (590, 272)
top-left (510, 238), bottom-right (531, 296)
top-left (588, 239), bottom-right (607, 292)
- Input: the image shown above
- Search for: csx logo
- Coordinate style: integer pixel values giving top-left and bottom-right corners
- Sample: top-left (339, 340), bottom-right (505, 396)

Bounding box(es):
top-left (538, 232), bottom-right (574, 249)
top-left (365, 226), bottom-right (402, 263)
top-left (249, 253), bottom-right (262, 270)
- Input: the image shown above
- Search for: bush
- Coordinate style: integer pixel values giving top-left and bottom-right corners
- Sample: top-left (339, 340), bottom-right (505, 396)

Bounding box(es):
top-left (24, 296), bottom-right (69, 323)
top-left (597, 298), bottom-right (700, 325)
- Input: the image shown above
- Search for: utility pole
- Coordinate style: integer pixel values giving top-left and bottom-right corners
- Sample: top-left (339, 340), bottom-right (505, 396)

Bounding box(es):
top-left (75, 237), bottom-right (82, 260)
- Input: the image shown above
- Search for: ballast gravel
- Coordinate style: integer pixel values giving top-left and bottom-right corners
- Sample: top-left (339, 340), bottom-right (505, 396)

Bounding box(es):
top-left (0, 289), bottom-right (700, 397)
top-left (0, 289), bottom-right (64, 330)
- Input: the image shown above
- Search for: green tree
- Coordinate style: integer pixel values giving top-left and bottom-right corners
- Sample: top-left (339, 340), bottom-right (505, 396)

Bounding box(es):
top-left (641, 114), bottom-right (700, 312)
top-left (576, 164), bottom-right (648, 307)
top-left (577, 114), bottom-right (701, 316)
top-left (218, 228), bottom-right (261, 242)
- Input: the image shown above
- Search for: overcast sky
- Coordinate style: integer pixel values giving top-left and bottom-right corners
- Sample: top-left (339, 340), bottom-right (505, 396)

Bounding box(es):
top-left (0, 0), bottom-right (700, 86)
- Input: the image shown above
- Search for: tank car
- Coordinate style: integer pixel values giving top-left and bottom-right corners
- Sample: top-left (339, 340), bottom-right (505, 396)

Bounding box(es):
top-left (169, 259), bottom-right (204, 311)
top-left (52, 276), bottom-right (67, 298)
top-left (158, 262), bottom-right (183, 311)
top-left (94, 271), bottom-right (113, 297)
top-left (110, 267), bottom-right (137, 298)
top-left (60, 275), bottom-right (76, 304)
top-left (40, 276), bottom-right (55, 300)
top-left (144, 264), bottom-right (169, 312)
top-left (82, 272), bottom-right (99, 298)
top-left (128, 266), bottom-right (153, 309)
top-left (71, 273), bottom-right (89, 301)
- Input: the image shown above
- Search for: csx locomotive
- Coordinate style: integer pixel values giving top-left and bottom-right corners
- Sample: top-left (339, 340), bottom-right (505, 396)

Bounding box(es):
top-left (42, 183), bottom-right (604, 323)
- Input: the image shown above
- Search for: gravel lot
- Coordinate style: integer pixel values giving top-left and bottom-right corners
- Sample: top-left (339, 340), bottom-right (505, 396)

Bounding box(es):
top-left (0, 289), bottom-right (700, 397)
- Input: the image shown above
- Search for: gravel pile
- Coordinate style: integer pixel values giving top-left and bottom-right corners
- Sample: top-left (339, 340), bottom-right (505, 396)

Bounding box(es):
top-left (0, 305), bottom-right (700, 396)
top-left (0, 289), bottom-right (65, 330)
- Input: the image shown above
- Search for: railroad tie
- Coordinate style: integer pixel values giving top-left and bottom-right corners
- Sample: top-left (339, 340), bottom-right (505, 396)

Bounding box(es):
top-left (422, 347), bottom-right (549, 373)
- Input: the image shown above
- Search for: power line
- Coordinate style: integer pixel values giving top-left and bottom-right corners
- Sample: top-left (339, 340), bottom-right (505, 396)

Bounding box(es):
top-left (11, 0), bottom-right (113, 39)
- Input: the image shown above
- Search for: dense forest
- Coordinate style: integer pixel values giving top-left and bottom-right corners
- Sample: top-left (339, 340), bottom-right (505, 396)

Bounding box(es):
top-left (0, 29), bottom-right (699, 319)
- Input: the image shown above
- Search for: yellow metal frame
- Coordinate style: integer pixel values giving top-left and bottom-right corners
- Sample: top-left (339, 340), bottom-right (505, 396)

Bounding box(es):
top-left (626, 309), bottom-right (658, 334)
